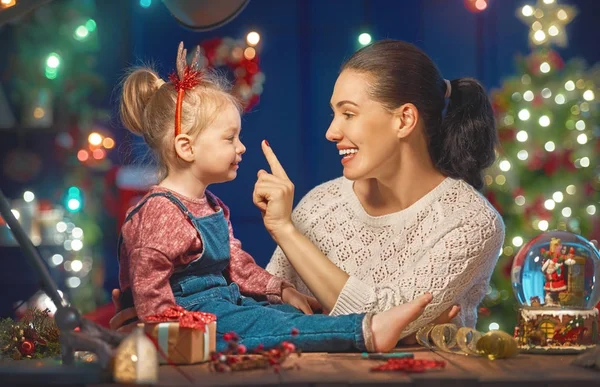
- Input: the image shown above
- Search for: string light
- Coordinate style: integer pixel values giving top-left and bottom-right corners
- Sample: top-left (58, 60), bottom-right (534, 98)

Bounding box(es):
top-left (544, 199), bottom-right (556, 210)
top-left (538, 220), bottom-right (549, 231)
top-left (489, 322), bottom-right (500, 331)
top-left (544, 141), bottom-right (555, 152)
top-left (580, 157), bottom-right (590, 167)
top-left (0, 0), bottom-right (16, 8)
top-left (246, 31), bottom-right (260, 46)
top-left (523, 90), bottom-right (534, 101)
top-left (102, 137), bottom-right (115, 149)
top-left (74, 25), bottom-right (89, 41)
top-left (518, 109), bottom-right (531, 120)
top-left (576, 133), bottom-right (587, 144)
top-left (517, 150), bottom-right (529, 160)
top-left (515, 195), bottom-right (526, 206)
top-left (565, 80), bottom-right (575, 90)
top-left (541, 88), bottom-right (552, 98)
top-left (562, 207), bottom-right (572, 217)
top-left (583, 90), bottom-right (595, 101)
top-left (566, 185), bottom-right (576, 195)
top-left (554, 94), bottom-right (565, 104)
top-left (552, 192), bottom-right (564, 202)
top-left (575, 120), bottom-right (586, 130)
top-left (513, 236), bottom-right (524, 247)
top-left (538, 115), bottom-right (550, 127)
top-left (50, 254), bottom-right (64, 267)
top-left (540, 62), bottom-right (551, 73)
top-left (516, 130), bottom-right (529, 142)
top-left (587, 205), bottom-right (597, 215)
top-left (499, 160), bottom-right (511, 171)
top-left (358, 33), bottom-right (372, 46)
top-left (77, 150), bottom-right (89, 162)
top-left (23, 191), bottom-right (35, 202)
top-left (88, 132), bottom-right (102, 146)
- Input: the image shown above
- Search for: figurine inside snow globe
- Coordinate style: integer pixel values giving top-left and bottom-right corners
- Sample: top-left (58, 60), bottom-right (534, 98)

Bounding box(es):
top-left (511, 231), bottom-right (600, 353)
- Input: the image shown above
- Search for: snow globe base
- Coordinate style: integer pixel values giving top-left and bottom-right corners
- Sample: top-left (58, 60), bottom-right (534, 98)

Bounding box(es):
top-left (515, 307), bottom-right (598, 353)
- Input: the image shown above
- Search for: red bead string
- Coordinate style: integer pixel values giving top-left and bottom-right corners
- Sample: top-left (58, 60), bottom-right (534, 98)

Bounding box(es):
top-left (371, 358), bottom-right (446, 373)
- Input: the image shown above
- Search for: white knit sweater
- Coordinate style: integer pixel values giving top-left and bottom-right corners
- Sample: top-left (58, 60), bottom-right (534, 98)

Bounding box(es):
top-left (266, 176), bottom-right (505, 336)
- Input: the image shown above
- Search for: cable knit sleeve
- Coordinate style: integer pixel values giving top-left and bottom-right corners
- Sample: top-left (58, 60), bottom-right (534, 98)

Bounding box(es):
top-left (330, 204), bottom-right (505, 337)
top-left (218, 199), bottom-right (294, 303)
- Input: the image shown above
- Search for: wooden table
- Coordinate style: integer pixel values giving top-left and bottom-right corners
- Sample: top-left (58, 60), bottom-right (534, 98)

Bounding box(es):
top-left (146, 346), bottom-right (600, 386)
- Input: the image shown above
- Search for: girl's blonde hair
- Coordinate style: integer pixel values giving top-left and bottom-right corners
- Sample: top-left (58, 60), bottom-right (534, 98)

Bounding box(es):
top-left (119, 66), bottom-right (241, 180)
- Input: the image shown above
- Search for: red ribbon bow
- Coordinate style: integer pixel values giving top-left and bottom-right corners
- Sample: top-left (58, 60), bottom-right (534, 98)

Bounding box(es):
top-left (145, 305), bottom-right (216, 330)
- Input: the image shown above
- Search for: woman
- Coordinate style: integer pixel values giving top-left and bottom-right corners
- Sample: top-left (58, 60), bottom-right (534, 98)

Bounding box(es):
top-left (255, 39), bottom-right (505, 338)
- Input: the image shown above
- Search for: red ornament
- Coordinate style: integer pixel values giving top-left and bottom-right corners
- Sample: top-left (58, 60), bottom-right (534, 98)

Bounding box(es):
top-left (290, 328), bottom-right (299, 336)
top-left (464, 0), bottom-right (488, 13)
top-left (498, 127), bottom-right (516, 142)
top-left (19, 340), bottom-right (36, 356)
top-left (196, 37), bottom-right (264, 112)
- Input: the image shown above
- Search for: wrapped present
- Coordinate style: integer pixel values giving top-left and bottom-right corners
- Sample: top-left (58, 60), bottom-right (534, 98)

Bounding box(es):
top-left (144, 306), bottom-right (217, 365)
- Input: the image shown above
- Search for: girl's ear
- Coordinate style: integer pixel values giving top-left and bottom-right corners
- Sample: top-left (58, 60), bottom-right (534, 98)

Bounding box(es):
top-left (174, 134), bottom-right (195, 162)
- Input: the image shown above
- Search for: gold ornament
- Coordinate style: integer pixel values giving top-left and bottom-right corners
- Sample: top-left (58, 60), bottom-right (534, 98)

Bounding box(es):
top-left (416, 323), bottom-right (518, 360)
top-left (516, 0), bottom-right (577, 48)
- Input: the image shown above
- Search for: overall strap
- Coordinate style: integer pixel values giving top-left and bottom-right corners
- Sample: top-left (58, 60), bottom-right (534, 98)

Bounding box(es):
top-left (117, 191), bottom-right (193, 262)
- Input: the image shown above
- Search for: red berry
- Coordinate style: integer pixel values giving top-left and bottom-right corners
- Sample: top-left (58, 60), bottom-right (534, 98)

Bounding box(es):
top-left (237, 344), bottom-right (247, 354)
top-left (291, 328), bottom-right (299, 336)
top-left (223, 332), bottom-right (238, 342)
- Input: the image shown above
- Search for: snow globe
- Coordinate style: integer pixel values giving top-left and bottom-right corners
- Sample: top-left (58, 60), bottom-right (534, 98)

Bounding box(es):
top-left (511, 231), bottom-right (599, 353)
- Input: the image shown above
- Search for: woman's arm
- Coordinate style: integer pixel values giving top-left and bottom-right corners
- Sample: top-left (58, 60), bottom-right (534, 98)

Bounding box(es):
top-left (270, 225), bottom-right (350, 311)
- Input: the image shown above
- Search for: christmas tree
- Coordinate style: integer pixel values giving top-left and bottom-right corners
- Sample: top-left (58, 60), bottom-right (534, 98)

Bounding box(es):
top-left (477, 0), bottom-right (600, 333)
top-left (1, 0), bottom-right (113, 314)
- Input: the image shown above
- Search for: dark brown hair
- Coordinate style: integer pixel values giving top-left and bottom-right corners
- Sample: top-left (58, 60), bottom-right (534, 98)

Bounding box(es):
top-left (342, 39), bottom-right (497, 190)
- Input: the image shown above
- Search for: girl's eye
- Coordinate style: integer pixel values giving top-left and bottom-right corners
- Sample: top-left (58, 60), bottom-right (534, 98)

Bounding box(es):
top-left (343, 113), bottom-right (354, 119)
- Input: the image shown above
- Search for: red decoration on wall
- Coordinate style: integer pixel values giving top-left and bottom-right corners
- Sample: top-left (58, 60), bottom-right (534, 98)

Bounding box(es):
top-left (196, 37), bottom-right (265, 112)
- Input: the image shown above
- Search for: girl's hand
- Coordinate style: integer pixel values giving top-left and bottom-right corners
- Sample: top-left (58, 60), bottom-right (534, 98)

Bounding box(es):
top-left (109, 288), bottom-right (138, 332)
top-left (281, 287), bottom-right (322, 314)
top-left (253, 140), bottom-right (296, 239)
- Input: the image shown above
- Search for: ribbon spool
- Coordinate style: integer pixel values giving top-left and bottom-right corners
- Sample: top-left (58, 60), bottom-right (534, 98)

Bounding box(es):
top-left (416, 323), bottom-right (518, 360)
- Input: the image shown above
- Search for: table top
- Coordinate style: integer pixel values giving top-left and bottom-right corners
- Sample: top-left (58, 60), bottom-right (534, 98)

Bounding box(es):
top-left (144, 346), bottom-right (600, 386)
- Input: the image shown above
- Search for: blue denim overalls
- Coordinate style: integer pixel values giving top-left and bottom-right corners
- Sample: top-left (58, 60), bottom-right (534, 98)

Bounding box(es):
top-left (119, 190), bottom-right (367, 352)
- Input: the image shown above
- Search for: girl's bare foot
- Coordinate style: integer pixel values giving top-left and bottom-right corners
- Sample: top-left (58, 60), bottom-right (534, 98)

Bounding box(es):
top-left (370, 293), bottom-right (433, 352)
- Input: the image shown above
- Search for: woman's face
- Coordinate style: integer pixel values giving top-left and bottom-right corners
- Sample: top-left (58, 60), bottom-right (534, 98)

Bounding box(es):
top-left (326, 70), bottom-right (402, 181)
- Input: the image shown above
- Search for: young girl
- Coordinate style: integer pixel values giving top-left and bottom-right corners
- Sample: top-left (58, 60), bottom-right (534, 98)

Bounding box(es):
top-left (115, 42), bottom-right (432, 353)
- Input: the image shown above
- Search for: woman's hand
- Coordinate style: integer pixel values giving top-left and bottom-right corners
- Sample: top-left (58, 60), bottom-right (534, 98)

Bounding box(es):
top-left (253, 140), bottom-right (295, 239)
top-left (281, 287), bottom-right (322, 314)
top-left (398, 304), bottom-right (461, 345)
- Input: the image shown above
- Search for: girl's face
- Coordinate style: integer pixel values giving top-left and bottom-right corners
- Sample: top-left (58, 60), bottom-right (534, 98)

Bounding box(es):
top-left (326, 70), bottom-right (402, 181)
top-left (192, 102), bottom-right (245, 184)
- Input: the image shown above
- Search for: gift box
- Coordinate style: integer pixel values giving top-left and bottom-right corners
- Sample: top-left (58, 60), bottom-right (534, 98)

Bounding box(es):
top-left (144, 306), bottom-right (217, 365)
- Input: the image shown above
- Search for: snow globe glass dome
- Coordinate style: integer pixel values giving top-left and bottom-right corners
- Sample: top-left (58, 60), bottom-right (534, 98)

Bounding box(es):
top-left (511, 231), bottom-right (600, 353)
